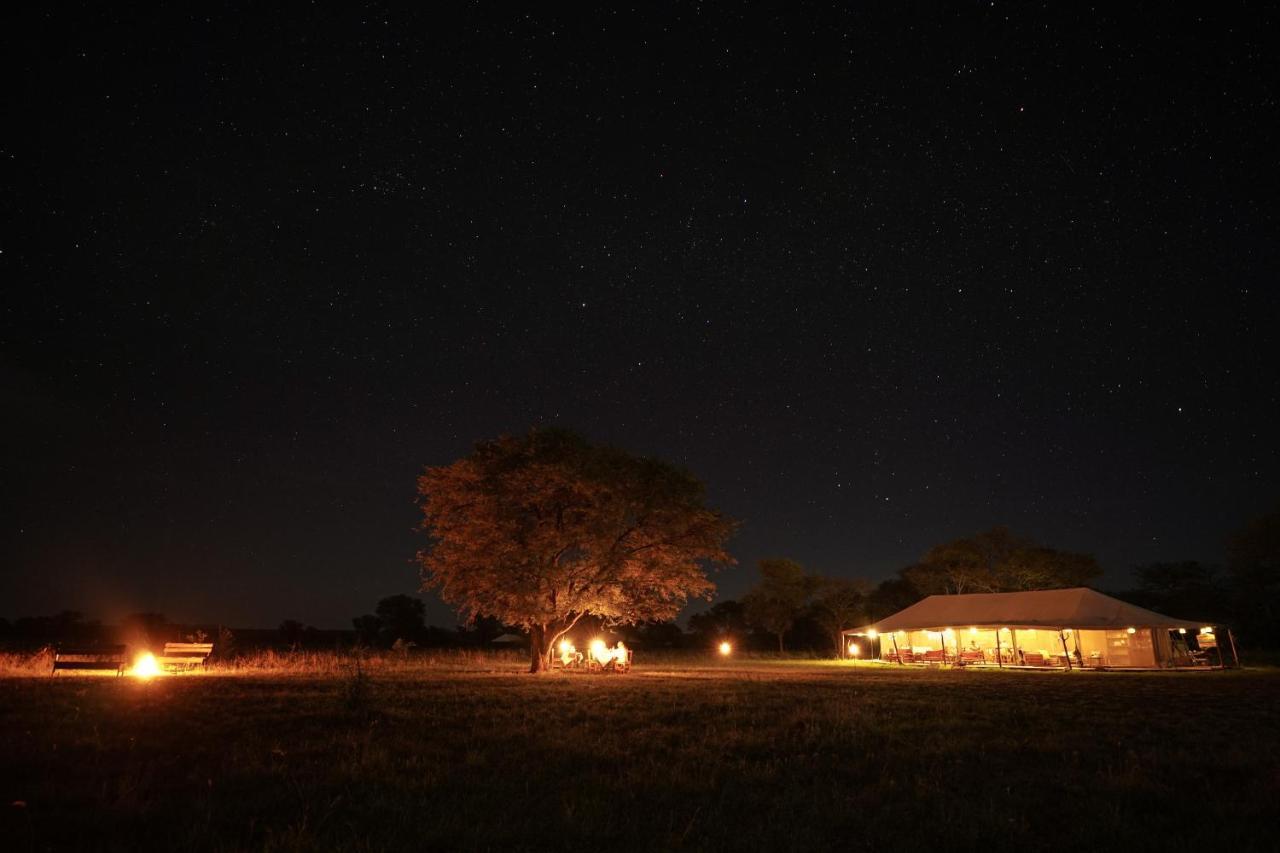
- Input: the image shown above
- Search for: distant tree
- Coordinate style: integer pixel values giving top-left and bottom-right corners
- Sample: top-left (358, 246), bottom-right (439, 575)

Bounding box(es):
top-left (122, 612), bottom-right (169, 646)
top-left (375, 595), bottom-right (427, 644)
top-left (469, 615), bottom-right (507, 646)
top-left (214, 626), bottom-right (237, 660)
top-left (1130, 561), bottom-right (1226, 622)
top-left (352, 614), bottom-right (381, 646)
top-left (417, 429), bottom-right (736, 672)
top-left (1227, 508), bottom-right (1280, 646)
top-left (634, 620), bottom-right (686, 649)
top-left (868, 578), bottom-right (921, 621)
top-left (278, 619), bottom-right (307, 647)
top-left (687, 600), bottom-right (749, 646)
top-left (742, 559), bottom-right (816, 653)
top-left (901, 527), bottom-right (1101, 596)
top-left (810, 576), bottom-right (873, 655)
top-left (1135, 561), bottom-right (1218, 595)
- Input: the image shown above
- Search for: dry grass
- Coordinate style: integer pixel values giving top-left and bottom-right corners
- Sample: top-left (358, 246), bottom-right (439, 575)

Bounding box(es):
top-left (1, 656), bottom-right (1277, 852)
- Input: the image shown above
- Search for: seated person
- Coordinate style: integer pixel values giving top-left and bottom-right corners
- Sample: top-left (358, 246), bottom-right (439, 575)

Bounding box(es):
top-left (611, 641), bottom-right (629, 668)
top-left (558, 643), bottom-right (581, 668)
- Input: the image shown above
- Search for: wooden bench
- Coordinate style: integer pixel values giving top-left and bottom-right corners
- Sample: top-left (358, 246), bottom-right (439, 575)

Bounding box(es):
top-left (958, 650), bottom-right (985, 666)
top-left (1023, 652), bottom-right (1048, 667)
top-left (52, 645), bottom-right (126, 676)
top-left (157, 642), bottom-right (214, 672)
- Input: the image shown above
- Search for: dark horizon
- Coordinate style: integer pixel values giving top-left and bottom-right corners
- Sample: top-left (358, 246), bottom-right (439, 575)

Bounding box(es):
top-left (6, 4), bottom-right (1277, 629)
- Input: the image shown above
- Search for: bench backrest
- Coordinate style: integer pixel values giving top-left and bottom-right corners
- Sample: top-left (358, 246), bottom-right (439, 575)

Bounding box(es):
top-left (53, 645), bottom-right (127, 671)
top-left (161, 643), bottom-right (214, 657)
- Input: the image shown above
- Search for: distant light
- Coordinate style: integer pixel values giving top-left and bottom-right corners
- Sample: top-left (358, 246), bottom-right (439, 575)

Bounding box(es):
top-left (942, 627), bottom-right (955, 637)
top-left (848, 642), bottom-right (860, 657)
top-left (969, 627), bottom-right (978, 635)
top-left (132, 652), bottom-right (159, 679)
top-left (1178, 628), bottom-right (1187, 635)
top-left (1201, 626), bottom-right (1214, 634)
top-left (866, 629), bottom-right (878, 639)
top-left (1126, 627), bottom-right (1137, 634)
top-left (558, 639), bottom-right (573, 654)
top-left (718, 641), bottom-right (732, 656)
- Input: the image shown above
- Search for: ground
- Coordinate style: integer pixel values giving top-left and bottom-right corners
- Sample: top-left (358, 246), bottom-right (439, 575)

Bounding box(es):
top-left (1, 657), bottom-right (1277, 852)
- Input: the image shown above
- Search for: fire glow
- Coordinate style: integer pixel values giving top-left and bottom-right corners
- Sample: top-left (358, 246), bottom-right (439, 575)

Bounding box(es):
top-left (132, 652), bottom-right (160, 679)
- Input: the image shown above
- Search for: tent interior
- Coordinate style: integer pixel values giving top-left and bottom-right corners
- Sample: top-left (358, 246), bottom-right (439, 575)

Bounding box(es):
top-left (863, 626), bottom-right (1223, 668)
top-left (843, 588), bottom-right (1232, 670)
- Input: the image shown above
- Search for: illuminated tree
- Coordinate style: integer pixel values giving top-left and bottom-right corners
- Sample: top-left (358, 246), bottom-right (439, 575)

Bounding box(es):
top-left (416, 429), bottom-right (737, 672)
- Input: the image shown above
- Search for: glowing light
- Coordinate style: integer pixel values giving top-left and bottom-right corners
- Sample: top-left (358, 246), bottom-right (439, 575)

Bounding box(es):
top-left (1200, 626), bottom-right (1214, 634)
top-left (558, 639), bottom-right (572, 654)
top-left (969, 627), bottom-right (978, 635)
top-left (848, 642), bottom-right (860, 657)
top-left (590, 639), bottom-right (610, 665)
top-left (718, 641), bottom-right (732, 656)
top-left (1126, 627), bottom-right (1137, 634)
top-left (1178, 628), bottom-right (1187, 634)
top-left (866, 629), bottom-right (878, 639)
top-left (132, 652), bottom-right (160, 679)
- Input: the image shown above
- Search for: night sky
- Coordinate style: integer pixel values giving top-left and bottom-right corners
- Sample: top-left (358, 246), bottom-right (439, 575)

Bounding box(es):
top-left (4, 4), bottom-right (1277, 629)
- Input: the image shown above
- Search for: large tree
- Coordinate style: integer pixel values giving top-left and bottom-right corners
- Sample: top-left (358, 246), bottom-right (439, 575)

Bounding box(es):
top-left (900, 526), bottom-right (1101, 595)
top-left (416, 429), bottom-right (736, 672)
top-left (742, 558), bottom-right (815, 652)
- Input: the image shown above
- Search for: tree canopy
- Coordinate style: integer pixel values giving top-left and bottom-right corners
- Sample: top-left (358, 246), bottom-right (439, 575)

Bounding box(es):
top-left (416, 429), bottom-right (736, 671)
top-left (742, 558), bottom-right (816, 652)
top-left (900, 526), bottom-right (1100, 596)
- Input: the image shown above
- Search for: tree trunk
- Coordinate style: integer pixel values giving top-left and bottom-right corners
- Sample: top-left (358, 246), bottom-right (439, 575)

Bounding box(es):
top-left (777, 632), bottom-right (785, 653)
top-left (529, 625), bottom-right (549, 673)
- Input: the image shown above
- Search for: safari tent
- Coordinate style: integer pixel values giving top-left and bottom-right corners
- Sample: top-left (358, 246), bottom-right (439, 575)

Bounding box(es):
top-left (842, 587), bottom-right (1235, 670)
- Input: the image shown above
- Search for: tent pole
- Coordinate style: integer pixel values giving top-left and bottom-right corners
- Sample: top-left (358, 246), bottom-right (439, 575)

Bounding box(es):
top-left (995, 629), bottom-right (1003, 669)
top-left (1227, 629), bottom-right (1240, 668)
top-left (1059, 630), bottom-right (1072, 671)
top-left (892, 633), bottom-right (903, 666)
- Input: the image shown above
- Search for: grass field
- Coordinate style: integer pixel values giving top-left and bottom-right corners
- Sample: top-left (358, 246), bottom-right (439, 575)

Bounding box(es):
top-left (1, 655), bottom-right (1277, 852)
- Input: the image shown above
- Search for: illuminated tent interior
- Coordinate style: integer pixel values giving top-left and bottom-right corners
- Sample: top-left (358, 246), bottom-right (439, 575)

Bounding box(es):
top-left (842, 587), bottom-right (1234, 669)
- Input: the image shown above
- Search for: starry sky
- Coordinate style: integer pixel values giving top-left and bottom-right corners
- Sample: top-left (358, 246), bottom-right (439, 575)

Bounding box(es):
top-left (4, 4), bottom-right (1277, 628)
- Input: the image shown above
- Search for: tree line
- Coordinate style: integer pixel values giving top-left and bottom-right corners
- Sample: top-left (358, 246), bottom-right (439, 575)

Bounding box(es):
top-left (415, 429), bottom-right (1280, 668)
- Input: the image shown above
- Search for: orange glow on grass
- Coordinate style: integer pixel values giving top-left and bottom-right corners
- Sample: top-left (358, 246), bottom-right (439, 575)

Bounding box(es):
top-left (132, 652), bottom-right (160, 679)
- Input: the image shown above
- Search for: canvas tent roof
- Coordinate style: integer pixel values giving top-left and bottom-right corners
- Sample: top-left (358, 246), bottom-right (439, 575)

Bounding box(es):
top-left (851, 587), bottom-right (1205, 633)
top-left (490, 633), bottom-right (526, 644)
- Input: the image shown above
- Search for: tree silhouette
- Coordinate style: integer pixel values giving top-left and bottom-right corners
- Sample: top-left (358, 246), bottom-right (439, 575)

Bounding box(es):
top-left (901, 526), bottom-right (1100, 595)
top-left (742, 559), bottom-right (815, 652)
